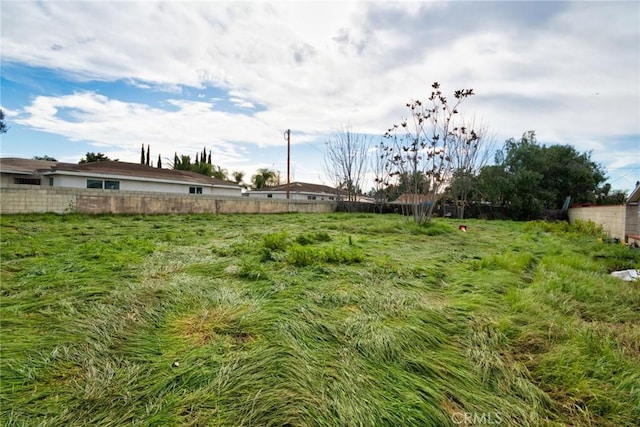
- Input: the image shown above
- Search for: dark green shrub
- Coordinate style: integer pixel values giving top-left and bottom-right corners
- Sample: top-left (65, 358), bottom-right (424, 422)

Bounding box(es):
top-left (286, 244), bottom-right (363, 266)
top-left (262, 231), bottom-right (289, 251)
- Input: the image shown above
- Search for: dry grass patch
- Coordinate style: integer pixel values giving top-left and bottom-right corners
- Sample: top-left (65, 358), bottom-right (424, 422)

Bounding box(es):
top-left (174, 306), bottom-right (255, 348)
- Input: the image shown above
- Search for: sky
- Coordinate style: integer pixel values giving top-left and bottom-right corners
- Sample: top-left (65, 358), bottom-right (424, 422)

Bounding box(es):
top-left (1, 0), bottom-right (639, 192)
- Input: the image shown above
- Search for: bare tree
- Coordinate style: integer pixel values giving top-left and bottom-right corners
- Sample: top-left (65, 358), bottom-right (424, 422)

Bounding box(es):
top-left (447, 116), bottom-right (496, 218)
top-left (323, 125), bottom-right (372, 204)
top-left (382, 82), bottom-right (475, 224)
top-left (371, 140), bottom-right (396, 212)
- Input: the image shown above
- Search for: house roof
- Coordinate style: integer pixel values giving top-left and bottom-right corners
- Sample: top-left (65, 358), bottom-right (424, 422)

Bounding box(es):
top-left (627, 182), bottom-right (640, 204)
top-left (251, 181), bottom-right (348, 196)
top-left (0, 158), bottom-right (239, 188)
top-left (0, 158), bottom-right (58, 175)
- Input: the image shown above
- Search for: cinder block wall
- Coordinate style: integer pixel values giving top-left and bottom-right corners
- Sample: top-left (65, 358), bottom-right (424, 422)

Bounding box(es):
top-left (0, 187), bottom-right (335, 215)
top-left (568, 205), bottom-right (629, 240)
top-left (0, 187), bottom-right (77, 214)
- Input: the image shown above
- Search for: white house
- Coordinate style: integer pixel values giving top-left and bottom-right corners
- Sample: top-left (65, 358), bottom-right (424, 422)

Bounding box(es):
top-left (246, 182), bottom-right (346, 201)
top-left (0, 158), bottom-right (241, 196)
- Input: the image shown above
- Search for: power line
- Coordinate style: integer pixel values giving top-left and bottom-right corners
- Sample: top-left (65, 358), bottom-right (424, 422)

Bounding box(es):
top-left (606, 166), bottom-right (640, 170)
top-left (608, 167), bottom-right (640, 184)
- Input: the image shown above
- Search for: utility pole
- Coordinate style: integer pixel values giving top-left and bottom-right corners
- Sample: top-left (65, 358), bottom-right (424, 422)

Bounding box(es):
top-left (284, 129), bottom-right (291, 199)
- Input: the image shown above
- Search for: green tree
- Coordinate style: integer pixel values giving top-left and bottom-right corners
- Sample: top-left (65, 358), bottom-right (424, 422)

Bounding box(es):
top-left (171, 151), bottom-right (228, 179)
top-left (232, 171), bottom-right (245, 184)
top-left (542, 144), bottom-right (605, 207)
top-left (476, 164), bottom-right (511, 208)
top-left (193, 162), bottom-right (213, 177)
top-left (0, 109), bottom-right (8, 134)
top-left (211, 165), bottom-right (228, 181)
top-left (32, 155), bottom-right (58, 161)
top-left (499, 131), bottom-right (546, 219)
top-left (79, 152), bottom-right (114, 163)
top-left (174, 154), bottom-right (193, 171)
top-left (479, 131), bottom-right (607, 220)
top-left (251, 168), bottom-right (279, 189)
top-left (596, 183), bottom-right (627, 205)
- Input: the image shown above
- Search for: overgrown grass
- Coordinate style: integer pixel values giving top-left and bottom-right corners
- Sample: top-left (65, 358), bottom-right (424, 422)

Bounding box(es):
top-left (1, 213), bottom-right (638, 426)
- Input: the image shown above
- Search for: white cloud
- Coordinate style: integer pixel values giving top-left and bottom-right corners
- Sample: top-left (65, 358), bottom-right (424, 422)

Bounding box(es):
top-left (229, 97), bottom-right (256, 109)
top-left (1, 1), bottom-right (638, 186)
top-left (15, 92), bottom-right (279, 163)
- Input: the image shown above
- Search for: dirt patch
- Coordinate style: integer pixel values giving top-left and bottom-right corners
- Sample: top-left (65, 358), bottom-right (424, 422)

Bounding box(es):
top-left (175, 307), bottom-right (254, 347)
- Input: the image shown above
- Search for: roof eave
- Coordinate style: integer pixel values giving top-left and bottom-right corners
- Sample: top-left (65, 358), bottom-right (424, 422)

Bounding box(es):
top-left (627, 184), bottom-right (640, 204)
top-left (43, 170), bottom-right (239, 189)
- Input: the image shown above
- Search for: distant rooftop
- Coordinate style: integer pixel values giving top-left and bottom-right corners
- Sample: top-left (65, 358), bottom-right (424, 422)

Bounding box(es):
top-left (0, 158), bottom-right (239, 187)
top-left (251, 181), bottom-right (347, 195)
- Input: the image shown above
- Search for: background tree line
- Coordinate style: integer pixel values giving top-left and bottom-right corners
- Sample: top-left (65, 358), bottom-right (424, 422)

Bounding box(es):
top-left (446, 131), bottom-right (614, 220)
top-left (5, 88), bottom-right (628, 217)
top-left (324, 83), bottom-right (626, 222)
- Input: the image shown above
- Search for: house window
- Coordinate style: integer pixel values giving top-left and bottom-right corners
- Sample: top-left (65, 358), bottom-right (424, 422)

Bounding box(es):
top-left (267, 193), bottom-right (273, 198)
top-left (307, 195), bottom-right (317, 200)
top-left (87, 179), bottom-right (103, 189)
top-left (86, 179), bottom-right (120, 190)
top-left (189, 186), bottom-right (203, 194)
top-left (49, 177), bottom-right (54, 186)
top-left (104, 180), bottom-right (120, 190)
top-left (14, 178), bottom-right (41, 185)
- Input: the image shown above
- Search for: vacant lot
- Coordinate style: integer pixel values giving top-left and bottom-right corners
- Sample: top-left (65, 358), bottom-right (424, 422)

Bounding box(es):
top-left (1, 213), bottom-right (639, 426)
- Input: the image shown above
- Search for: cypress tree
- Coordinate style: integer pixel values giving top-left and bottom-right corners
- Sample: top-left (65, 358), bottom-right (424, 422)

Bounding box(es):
top-left (146, 145), bottom-right (150, 166)
top-left (157, 154), bottom-right (162, 168)
top-left (141, 144), bottom-right (145, 164)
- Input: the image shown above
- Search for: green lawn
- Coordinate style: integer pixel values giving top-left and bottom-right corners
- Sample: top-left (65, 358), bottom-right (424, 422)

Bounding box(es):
top-left (1, 213), bottom-right (638, 426)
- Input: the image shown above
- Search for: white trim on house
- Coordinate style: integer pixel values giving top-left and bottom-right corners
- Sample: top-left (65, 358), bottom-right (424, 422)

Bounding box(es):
top-left (246, 181), bottom-right (346, 201)
top-left (41, 170), bottom-right (239, 189)
top-left (1, 158), bottom-right (241, 196)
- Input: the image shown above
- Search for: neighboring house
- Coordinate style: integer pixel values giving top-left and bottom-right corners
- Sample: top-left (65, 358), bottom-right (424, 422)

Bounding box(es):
top-left (0, 158), bottom-right (241, 196)
top-left (626, 183), bottom-right (640, 241)
top-left (247, 181), bottom-right (346, 201)
top-left (0, 158), bottom-right (58, 187)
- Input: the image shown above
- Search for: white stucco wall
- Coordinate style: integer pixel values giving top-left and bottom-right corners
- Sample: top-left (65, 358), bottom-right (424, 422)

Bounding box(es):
top-left (1, 173), bottom-right (48, 188)
top-left (246, 191), bottom-right (336, 201)
top-left (50, 174), bottom-right (240, 196)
